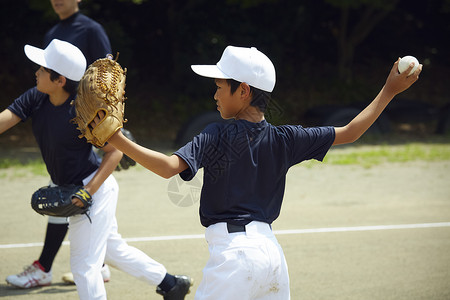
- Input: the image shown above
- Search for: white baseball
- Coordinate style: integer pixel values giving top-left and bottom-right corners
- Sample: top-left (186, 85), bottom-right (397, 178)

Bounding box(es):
top-left (398, 56), bottom-right (419, 75)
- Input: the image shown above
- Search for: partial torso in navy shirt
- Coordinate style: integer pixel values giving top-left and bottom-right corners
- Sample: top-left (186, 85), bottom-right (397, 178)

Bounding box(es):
top-left (8, 87), bottom-right (100, 186)
top-left (175, 119), bottom-right (335, 227)
top-left (44, 12), bottom-right (111, 65)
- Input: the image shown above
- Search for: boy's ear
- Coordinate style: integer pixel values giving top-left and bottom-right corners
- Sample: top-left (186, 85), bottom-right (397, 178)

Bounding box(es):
top-left (240, 82), bottom-right (251, 98)
top-left (58, 75), bottom-right (66, 87)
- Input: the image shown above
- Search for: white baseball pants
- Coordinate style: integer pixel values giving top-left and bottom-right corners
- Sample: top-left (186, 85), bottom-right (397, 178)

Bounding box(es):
top-left (195, 221), bottom-right (290, 300)
top-left (68, 172), bottom-right (167, 300)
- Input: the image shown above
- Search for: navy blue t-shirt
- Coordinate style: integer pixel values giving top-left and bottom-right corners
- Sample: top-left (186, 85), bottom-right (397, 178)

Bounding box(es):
top-left (8, 87), bottom-right (100, 186)
top-left (44, 12), bottom-right (111, 65)
top-left (175, 119), bottom-right (335, 227)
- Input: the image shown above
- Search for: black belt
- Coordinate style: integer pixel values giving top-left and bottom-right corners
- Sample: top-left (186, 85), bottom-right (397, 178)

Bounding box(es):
top-left (227, 223), bottom-right (246, 233)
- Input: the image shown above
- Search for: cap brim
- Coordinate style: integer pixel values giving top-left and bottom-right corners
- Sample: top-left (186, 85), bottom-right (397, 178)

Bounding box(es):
top-left (191, 64), bottom-right (231, 79)
top-left (24, 45), bottom-right (48, 68)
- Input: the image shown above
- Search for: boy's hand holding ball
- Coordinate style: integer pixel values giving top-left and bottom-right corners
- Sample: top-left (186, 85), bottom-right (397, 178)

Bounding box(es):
top-left (398, 56), bottom-right (419, 75)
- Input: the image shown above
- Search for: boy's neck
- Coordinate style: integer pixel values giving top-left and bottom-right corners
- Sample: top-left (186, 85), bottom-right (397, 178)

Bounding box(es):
top-left (59, 9), bottom-right (79, 20)
top-left (235, 106), bottom-right (265, 123)
top-left (49, 90), bottom-right (71, 106)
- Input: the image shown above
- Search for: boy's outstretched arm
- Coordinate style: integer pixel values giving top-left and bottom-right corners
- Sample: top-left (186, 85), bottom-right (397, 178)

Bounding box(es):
top-left (333, 58), bottom-right (422, 146)
top-left (0, 109), bottom-right (21, 134)
top-left (108, 129), bottom-right (188, 179)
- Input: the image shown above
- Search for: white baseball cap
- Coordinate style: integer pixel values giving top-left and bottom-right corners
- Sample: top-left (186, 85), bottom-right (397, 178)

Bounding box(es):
top-left (24, 39), bottom-right (87, 81)
top-left (191, 46), bottom-right (276, 92)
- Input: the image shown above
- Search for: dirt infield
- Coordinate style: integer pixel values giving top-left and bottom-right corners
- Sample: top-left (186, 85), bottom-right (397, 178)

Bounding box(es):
top-left (1, 154), bottom-right (449, 299)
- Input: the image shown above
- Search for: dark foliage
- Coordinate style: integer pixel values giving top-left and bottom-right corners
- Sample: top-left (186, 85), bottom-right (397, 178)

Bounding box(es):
top-left (1, 0), bottom-right (449, 141)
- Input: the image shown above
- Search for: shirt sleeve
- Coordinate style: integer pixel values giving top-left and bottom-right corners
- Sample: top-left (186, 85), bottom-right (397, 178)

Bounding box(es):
top-left (281, 125), bottom-right (335, 165)
top-left (87, 23), bottom-right (112, 60)
top-left (7, 87), bottom-right (43, 121)
top-left (174, 123), bottom-right (219, 181)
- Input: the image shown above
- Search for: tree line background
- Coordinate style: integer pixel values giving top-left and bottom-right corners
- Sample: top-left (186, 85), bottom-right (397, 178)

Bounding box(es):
top-left (1, 0), bottom-right (449, 145)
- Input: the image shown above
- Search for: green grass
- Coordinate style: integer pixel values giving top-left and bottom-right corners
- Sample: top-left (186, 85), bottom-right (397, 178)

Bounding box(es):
top-left (1, 143), bottom-right (450, 176)
top-left (0, 158), bottom-right (47, 177)
top-left (320, 143), bottom-right (450, 167)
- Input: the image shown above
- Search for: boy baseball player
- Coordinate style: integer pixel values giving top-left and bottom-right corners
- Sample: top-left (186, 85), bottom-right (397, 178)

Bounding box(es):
top-left (6, 0), bottom-right (114, 287)
top-left (0, 39), bottom-right (192, 300)
top-left (94, 45), bottom-right (422, 299)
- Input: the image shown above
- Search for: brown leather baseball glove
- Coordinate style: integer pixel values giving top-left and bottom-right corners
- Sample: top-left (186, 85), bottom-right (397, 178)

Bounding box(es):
top-left (73, 54), bottom-right (127, 148)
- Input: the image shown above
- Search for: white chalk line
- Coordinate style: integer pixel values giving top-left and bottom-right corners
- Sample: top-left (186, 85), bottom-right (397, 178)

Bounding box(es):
top-left (1, 222), bottom-right (449, 249)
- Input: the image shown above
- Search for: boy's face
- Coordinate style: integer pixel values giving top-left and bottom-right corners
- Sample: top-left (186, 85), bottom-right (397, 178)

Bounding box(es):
top-left (50, 0), bottom-right (80, 19)
top-left (35, 67), bottom-right (60, 95)
top-left (214, 79), bottom-right (244, 119)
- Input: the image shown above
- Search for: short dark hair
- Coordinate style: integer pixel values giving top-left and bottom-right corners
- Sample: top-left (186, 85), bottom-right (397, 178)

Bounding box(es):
top-left (226, 79), bottom-right (271, 113)
top-left (44, 67), bottom-right (79, 95)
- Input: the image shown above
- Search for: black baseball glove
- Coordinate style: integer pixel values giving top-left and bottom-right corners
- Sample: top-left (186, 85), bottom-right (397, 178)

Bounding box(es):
top-left (31, 185), bottom-right (93, 219)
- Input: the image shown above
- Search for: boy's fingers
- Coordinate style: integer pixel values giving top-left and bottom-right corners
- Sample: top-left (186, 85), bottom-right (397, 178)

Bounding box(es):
top-left (391, 58), bottom-right (400, 73)
top-left (415, 64), bottom-right (423, 76)
top-left (405, 62), bottom-right (415, 74)
top-left (71, 197), bottom-right (84, 208)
